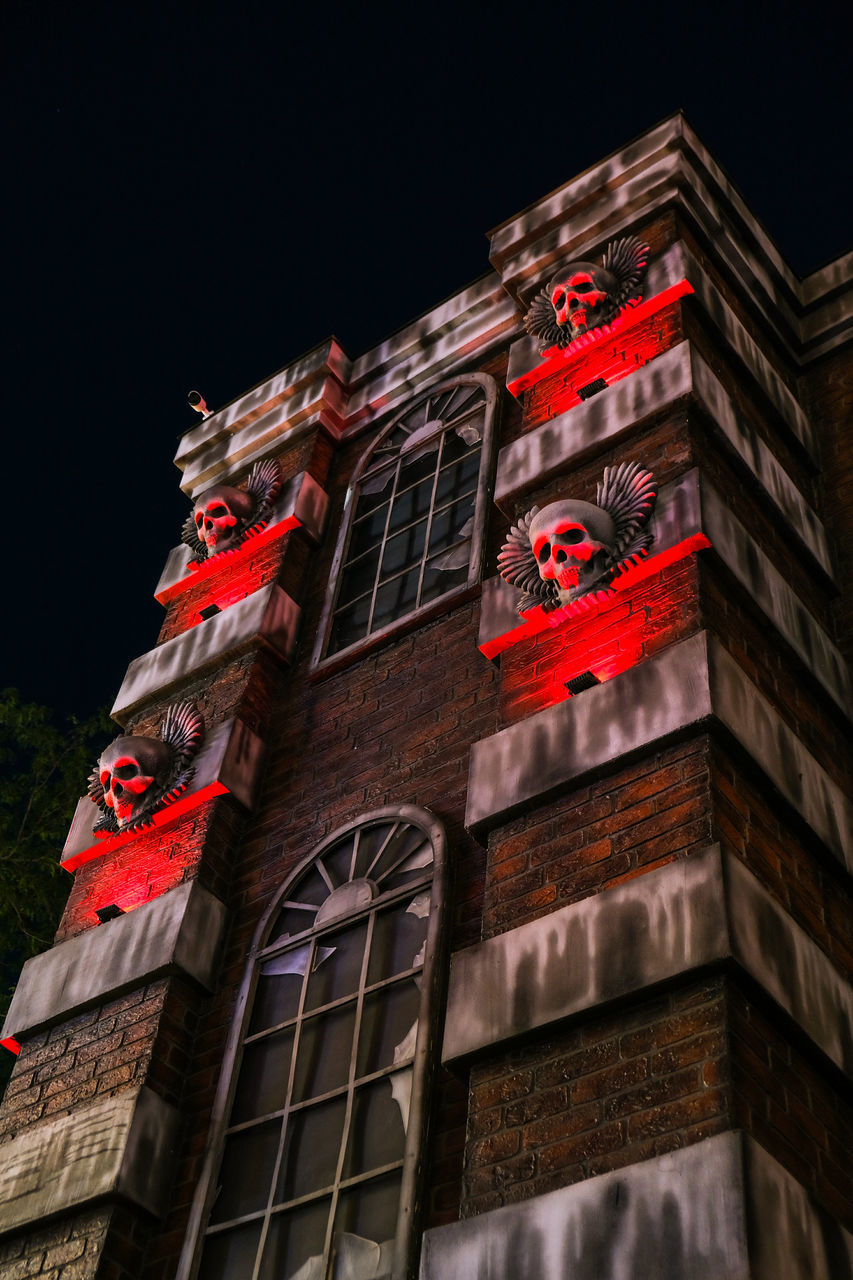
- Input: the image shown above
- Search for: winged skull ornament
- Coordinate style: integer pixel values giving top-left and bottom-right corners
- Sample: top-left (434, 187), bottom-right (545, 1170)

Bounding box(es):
top-left (497, 462), bottom-right (657, 614)
top-left (524, 237), bottom-right (650, 353)
top-left (87, 701), bottom-right (205, 836)
top-left (181, 458), bottom-right (283, 563)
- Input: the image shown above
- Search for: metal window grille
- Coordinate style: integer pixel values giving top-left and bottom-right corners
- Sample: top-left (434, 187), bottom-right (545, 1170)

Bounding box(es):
top-left (191, 809), bottom-right (445, 1280)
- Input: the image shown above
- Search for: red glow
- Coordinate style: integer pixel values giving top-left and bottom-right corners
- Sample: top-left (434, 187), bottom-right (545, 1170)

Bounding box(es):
top-left (156, 514), bottom-right (300, 604)
top-left (481, 535), bottom-right (710, 660)
top-left (0, 1036), bottom-right (20, 1056)
top-left (62, 780), bottom-right (229, 872)
top-left (498, 556), bottom-right (702, 723)
top-left (509, 280), bottom-right (694, 401)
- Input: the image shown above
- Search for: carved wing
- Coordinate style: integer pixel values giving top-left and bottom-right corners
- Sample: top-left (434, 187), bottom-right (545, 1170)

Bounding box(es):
top-left (497, 507), bottom-right (561, 613)
top-left (596, 461), bottom-right (657, 565)
top-left (87, 765), bottom-right (106, 808)
top-left (245, 458), bottom-right (283, 522)
top-left (87, 764), bottom-right (119, 835)
top-left (181, 511), bottom-right (208, 561)
top-left (601, 236), bottom-right (649, 312)
top-left (523, 288), bottom-right (565, 351)
top-left (161, 701), bottom-right (204, 771)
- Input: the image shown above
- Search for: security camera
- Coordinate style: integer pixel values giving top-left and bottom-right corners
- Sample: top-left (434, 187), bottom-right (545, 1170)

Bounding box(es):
top-left (187, 390), bottom-right (212, 417)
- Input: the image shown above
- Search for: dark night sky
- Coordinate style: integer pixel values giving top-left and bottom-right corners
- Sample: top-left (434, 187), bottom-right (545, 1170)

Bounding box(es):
top-left (2, 0), bottom-right (851, 721)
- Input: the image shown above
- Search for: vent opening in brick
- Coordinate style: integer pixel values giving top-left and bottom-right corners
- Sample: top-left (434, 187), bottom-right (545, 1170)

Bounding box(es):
top-left (565, 671), bottom-right (601, 696)
top-left (577, 378), bottom-right (608, 400)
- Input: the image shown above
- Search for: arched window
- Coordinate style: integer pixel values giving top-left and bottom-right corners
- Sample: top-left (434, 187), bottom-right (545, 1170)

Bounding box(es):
top-left (183, 807), bottom-right (447, 1280)
top-left (314, 374), bottom-right (498, 665)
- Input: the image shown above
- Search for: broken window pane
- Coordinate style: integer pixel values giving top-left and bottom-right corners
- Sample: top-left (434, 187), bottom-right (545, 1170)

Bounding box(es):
top-left (343, 1076), bottom-right (407, 1179)
top-left (210, 1119), bottom-right (280, 1223)
top-left (260, 1197), bottom-right (331, 1280)
top-left (278, 1095), bottom-right (347, 1203)
top-left (367, 902), bottom-right (428, 984)
top-left (357, 981), bottom-right (421, 1077)
top-left (304, 920), bottom-right (367, 1011)
top-left (292, 1004), bottom-right (356, 1103)
top-left (232, 1028), bottom-right (295, 1124)
top-left (199, 1222), bottom-right (262, 1279)
top-left (250, 945), bottom-right (311, 1032)
top-left (333, 1173), bottom-right (401, 1258)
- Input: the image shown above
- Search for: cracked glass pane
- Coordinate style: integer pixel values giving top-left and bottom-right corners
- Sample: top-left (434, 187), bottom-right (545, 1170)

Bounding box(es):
top-left (367, 902), bottom-right (428, 983)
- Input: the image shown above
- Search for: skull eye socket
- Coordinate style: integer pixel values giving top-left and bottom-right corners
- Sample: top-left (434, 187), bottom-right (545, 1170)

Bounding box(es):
top-left (112, 763), bottom-right (140, 781)
top-left (573, 282), bottom-right (593, 294)
top-left (208, 504), bottom-right (228, 517)
top-left (99, 770), bottom-right (111, 789)
top-left (536, 541), bottom-right (551, 565)
top-left (559, 529), bottom-right (585, 545)
top-left (194, 512), bottom-right (204, 527)
top-left (552, 291), bottom-right (565, 310)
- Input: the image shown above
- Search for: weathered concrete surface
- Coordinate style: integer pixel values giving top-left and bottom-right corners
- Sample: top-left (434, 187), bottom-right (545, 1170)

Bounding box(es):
top-left (112, 584), bottom-right (298, 720)
top-left (466, 631), bottom-right (714, 833)
top-left (443, 846), bottom-right (729, 1062)
top-left (419, 1131), bottom-right (853, 1280)
top-left (2, 882), bottom-right (227, 1043)
top-left (0, 1087), bottom-right (181, 1235)
top-left (61, 716), bottom-right (264, 866)
top-left (466, 631), bottom-right (853, 870)
top-left (442, 845), bottom-right (853, 1077)
top-left (154, 469), bottom-right (329, 602)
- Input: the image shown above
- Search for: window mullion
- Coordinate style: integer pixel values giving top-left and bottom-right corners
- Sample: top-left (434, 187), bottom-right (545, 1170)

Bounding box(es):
top-left (250, 934), bottom-right (316, 1280)
top-left (415, 432), bottom-right (444, 609)
top-left (320, 908), bottom-right (376, 1276)
top-left (366, 458), bottom-right (402, 634)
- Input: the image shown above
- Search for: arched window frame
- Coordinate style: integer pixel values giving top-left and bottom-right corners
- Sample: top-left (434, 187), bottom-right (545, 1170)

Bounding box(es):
top-left (312, 373), bottom-right (499, 671)
top-left (178, 805), bottom-right (448, 1280)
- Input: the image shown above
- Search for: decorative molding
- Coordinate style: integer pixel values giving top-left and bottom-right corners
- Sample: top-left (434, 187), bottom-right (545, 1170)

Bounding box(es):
top-left (0, 1087), bottom-right (181, 1236)
top-left (466, 631), bottom-right (853, 870)
top-left (442, 844), bottom-right (853, 1076)
top-left (154, 470), bottom-right (329, 602)
top-left (112, 583), bottom-right (299, 721)
top-left (2, 882), bottom-right (227, 1045)
top-left (62, 717), bottom-right (264, 869)
top-left (419, 1130), bottom-right (853, 1280)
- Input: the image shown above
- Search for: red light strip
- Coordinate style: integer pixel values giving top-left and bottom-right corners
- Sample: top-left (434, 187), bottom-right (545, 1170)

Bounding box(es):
top-left (61, 780), bottom-right (230, 872)
top-left (156, 515), bottom-right (300, 604)
top-left (0, 1036), bottom-right (21, 1056)
top-left (508, 280), bottom-right (694, 398)
top-left (480, 534), bottom-right (711, 660)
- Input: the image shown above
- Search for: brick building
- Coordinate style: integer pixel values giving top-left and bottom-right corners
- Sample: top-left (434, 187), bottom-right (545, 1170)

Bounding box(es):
top-left (1, 114), bottom-right (851, 1278)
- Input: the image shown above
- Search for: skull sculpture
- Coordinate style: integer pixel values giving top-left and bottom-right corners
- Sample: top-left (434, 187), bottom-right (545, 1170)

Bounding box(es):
top-left (524, 237), bottom-right (650, 353)
top-left (528, 500), bottom-right (616, 597)
top-left (88, 701), bottom-right (204, 837)
top-left (498, 461), bottom-right (657, 613)
top-left (96, 736), bottom-right (171, 830)
top-left (192, 484), bottom-right (254, 554)
top-left (548, 263), bottom-right (614, 335)
top-left (181, 458), bottom-right (283, 563)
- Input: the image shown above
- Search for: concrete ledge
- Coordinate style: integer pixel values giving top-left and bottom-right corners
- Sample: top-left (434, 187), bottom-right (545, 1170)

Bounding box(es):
top-left (0, 1087), bottom-right (181, 1235)
top-left (1, 882), bottom-right (227, 1044)
top-left (442, 845), bottom-right (853, 1076)
top-left (419, 1130), bottom-right (853, 1280)
top-left (112, 583), bottom-right (299, 720)
top-left (465, 631), bottom-right (853, 871)
top-left (61, 716), bottom-right (264, 868)
top-left (154, 470), bottom-right (329, 603)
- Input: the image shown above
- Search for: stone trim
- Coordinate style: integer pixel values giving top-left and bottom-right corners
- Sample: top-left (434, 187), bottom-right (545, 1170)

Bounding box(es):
top-left (1, 882), bottom-right (227, 1044)
top-left (0, 1087), bottom-right (181, 1236)
top-left (418, 1130), bottom-right (853, 1280)
top-left (155, 470), bottom-right (329, 598)
top-left (441, 844), bottom-right (853, 1076)
top-left (111, 583), bottom-right (299, 720)
top-left (465, 631), bottom-right (853, 870)
top-left (61, 716), bottom-right (264, 868)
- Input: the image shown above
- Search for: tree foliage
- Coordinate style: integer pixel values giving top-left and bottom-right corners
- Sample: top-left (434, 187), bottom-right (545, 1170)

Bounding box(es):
top-left (0, 689), bottom-right (112, 1027)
